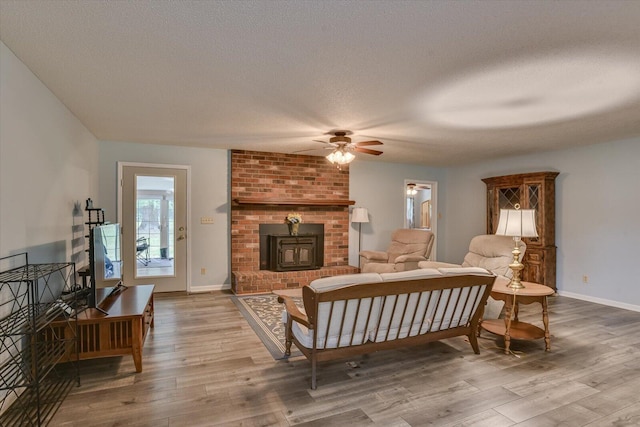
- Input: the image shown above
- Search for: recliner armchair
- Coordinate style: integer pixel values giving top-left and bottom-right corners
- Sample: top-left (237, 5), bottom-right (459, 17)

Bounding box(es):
top-left (418, 234), bottom-right (525, 278)
top-left (360, 229), bottom-right (434, 273)
top-left (418, 234), bottom-right (526, 319)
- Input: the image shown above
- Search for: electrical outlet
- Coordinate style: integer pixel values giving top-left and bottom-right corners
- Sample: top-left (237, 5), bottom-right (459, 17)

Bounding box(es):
top-left (201, 216), bottom-right (215, 224)
top-left (201, 268), bottom-right (206, 275)
top-left (582, 275), bottom-right (589, 284)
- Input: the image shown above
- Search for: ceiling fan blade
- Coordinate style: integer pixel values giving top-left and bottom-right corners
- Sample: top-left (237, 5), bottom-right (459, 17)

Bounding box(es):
top-left (355, 140), bottom-right (383, 147)
top-left (314, 139), bottom-right (339, 147)
top-left (354, 147), bottom-right (383, 156)
top-left (293, 148), bottom-right (324, 154)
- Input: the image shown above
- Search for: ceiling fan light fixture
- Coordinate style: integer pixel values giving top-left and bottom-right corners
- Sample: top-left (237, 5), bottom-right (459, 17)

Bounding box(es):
top-left (326, 149), bottom-right (355, 165)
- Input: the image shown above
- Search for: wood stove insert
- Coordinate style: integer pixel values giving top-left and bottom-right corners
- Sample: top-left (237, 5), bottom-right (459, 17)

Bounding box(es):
top-left (259, 224), bottom-right (324, 271)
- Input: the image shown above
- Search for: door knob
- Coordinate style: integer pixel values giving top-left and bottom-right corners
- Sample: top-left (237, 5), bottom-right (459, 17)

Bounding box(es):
top-left (177, 234), bottom-right (186, 241)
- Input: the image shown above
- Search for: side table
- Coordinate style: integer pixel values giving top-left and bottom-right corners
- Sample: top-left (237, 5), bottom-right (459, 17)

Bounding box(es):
top-left (481, 279), bottom-right (554, 355)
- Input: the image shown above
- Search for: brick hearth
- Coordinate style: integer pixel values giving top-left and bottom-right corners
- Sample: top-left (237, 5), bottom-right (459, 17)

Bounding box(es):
top-left (232, 266), bottom-right (359, 294)
top-left (231, 150), bottom-right (357, 294)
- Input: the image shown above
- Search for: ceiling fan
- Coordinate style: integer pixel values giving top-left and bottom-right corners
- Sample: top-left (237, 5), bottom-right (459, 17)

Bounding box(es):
top-left (313, 130), bottom-right (383, 167)
top-left (406, 182), bottom-right (430, 195)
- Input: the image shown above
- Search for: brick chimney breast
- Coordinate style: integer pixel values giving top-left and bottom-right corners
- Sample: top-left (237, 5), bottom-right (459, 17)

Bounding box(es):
top-left (230, 150), bottom-right (357, 294)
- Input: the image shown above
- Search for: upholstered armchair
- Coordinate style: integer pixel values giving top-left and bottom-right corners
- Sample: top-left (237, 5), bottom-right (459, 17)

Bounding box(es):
top-left (360, 229), bottom-right (434, 273)
top-left (418, 234), bottom-right (525, 277)
top-left (418, 234), bottom-right (526, 318)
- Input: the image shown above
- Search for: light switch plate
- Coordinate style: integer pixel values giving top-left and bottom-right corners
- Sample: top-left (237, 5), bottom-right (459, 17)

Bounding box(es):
top-left (201, 216), bottom-right (215, 224)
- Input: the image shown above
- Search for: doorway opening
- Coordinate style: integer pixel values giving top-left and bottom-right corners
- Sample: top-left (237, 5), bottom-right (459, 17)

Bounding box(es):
top-left (404, 179), bottom-right (438, 260)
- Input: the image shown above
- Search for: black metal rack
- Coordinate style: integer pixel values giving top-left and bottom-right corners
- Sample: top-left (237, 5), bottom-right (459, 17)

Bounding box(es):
top-left (0, 253), bottom-right (79, 426)
top-left (84, 204), bottom-right (105, 250)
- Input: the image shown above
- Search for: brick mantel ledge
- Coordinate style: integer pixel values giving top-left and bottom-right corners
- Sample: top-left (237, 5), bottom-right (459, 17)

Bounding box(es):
top-left (233, 198), bottom-right (355, 207)
top-left (232, 266), bottom-right (359, 294)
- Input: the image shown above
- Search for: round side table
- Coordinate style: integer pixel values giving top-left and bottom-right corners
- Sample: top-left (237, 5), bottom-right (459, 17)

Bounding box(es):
top-left (481, 279), bottom-right (554, 355)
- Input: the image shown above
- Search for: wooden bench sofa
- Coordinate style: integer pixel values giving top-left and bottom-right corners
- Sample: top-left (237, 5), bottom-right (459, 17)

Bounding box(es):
top-left (278, 267), bottom-right (496, 389)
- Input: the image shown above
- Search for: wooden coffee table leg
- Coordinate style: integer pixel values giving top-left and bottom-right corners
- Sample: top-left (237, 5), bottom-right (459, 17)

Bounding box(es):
top-left (542, 296), bottom-right (551, 351)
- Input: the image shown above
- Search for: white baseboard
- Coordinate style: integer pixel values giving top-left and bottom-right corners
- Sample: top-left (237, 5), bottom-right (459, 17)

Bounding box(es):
top-left (558, 290), bottom-right (640, 313)
top-left (188, 284), bottom-right (231, 293)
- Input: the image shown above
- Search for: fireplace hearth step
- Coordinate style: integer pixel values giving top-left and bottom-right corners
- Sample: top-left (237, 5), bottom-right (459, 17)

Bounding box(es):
top-left (232, 265), bottom-right (360, 295)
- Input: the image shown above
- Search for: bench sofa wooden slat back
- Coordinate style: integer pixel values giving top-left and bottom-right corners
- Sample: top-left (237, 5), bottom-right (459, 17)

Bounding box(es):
top-left (281, 269), bottom-right (496, 389)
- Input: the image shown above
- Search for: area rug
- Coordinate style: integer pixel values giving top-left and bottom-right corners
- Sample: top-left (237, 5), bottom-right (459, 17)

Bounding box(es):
top-left (232, 293), bottom-right (303, 360)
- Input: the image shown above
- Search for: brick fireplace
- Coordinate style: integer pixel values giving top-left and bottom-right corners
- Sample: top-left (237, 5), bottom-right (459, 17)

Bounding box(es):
top-left (231, 150), bottom-right (359, 294)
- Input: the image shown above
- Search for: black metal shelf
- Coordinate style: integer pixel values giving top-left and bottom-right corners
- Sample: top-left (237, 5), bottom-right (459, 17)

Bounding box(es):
top-left (0, 376), bottom-right (75, 427)
top-left (0, 263), bottom-right (75, 283)
top-left (0, 302), bottom-right (74, 337)
top-left (0, 253), bottom-right (79, 426)
top-left (0, 347), bottom-right (32, 390)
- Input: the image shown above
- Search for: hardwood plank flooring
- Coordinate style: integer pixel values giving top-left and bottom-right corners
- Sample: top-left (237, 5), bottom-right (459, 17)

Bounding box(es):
top-left (50, 290), bottom-right (640, 426)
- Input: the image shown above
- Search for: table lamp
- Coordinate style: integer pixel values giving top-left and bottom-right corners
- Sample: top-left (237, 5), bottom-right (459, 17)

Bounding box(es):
top-left (351, 207), bottom-right (369, 268)
top-left (495, 205), bottom-right (538, 289)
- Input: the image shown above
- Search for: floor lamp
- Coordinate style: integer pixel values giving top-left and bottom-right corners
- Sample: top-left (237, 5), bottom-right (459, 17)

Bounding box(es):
top-left (351, 207), bottom-right (369, 269)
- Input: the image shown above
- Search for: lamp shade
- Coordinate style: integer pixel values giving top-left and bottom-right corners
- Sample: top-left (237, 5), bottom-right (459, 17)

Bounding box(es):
top-left (495, 208), bottom-right (538, 238)
top-left (351, 207), bottom-right (369, 223)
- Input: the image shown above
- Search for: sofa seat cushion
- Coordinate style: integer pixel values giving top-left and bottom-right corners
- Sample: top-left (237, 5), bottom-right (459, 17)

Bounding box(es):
top-left (370, 267), bottom-right (492, 342)
top-left (291, 297), bottom-right (377, 349)
top-left (292, 273), bottom-right (384, 349)
top-left (429, 285), bottom-right (487, 330)
top-left (370, 268), bottom-right (443, 342)
top-left (369, 291), bottom-right (440, 342)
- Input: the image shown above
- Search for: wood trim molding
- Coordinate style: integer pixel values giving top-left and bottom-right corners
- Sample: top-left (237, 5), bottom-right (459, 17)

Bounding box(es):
top-left (232, 198), bottom-right (355, 207)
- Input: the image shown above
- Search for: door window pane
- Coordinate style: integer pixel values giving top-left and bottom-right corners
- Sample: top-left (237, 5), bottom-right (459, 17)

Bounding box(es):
top-left (135, 175), bottom-right (175, 278)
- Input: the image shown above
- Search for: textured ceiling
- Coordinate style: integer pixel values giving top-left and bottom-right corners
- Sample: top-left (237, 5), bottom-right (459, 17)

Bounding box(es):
top-left (1, 0), bottom-right (640, 166)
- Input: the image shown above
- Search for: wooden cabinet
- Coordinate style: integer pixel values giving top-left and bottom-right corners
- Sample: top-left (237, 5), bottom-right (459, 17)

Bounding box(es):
top-left (482, 172), bottom-right (559, 290)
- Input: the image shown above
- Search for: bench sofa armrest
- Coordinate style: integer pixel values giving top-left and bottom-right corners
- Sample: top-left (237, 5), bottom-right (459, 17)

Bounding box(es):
top-left (278, 295), bottom-right (310, 328)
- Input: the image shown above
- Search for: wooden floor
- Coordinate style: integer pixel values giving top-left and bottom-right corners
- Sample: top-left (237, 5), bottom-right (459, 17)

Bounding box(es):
top-left (51, 290), bottom-right (640, 426)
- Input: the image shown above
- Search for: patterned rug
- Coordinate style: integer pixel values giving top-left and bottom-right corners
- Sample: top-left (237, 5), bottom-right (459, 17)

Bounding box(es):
top-left (232, 293), bottom-right (303, 360)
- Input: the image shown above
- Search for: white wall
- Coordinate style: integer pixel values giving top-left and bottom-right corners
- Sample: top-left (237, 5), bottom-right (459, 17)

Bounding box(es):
top-left (349, 160), bottom-right (447, 265)
top-left (445, 138), bottom-right (640, 310)
top-left (97, 141), bottom-right (229, 289)
top-left (0, 41), bottom-right (99, 415)
top-left (0, 41), bottom-right (98, 263)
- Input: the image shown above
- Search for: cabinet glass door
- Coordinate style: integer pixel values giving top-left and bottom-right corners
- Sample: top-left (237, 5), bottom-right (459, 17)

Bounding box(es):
top-left (526, 183), bottom-right (541, 243)
top-left (498, 186), bottom-right (521, 209)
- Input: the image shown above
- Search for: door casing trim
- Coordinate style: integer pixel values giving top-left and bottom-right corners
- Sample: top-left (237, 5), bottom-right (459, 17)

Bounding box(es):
top-left (117, 161), bottom-right (192, 292)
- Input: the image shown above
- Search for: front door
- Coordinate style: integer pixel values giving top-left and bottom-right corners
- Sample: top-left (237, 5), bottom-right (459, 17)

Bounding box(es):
top-left (119, 163), bottom-right (189, 292)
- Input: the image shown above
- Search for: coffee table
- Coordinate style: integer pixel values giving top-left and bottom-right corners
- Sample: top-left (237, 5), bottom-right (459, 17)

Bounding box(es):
top-left (53, 284), bottom-right (155, 372)
top-left (480, 280), bottom-right (554, 355)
